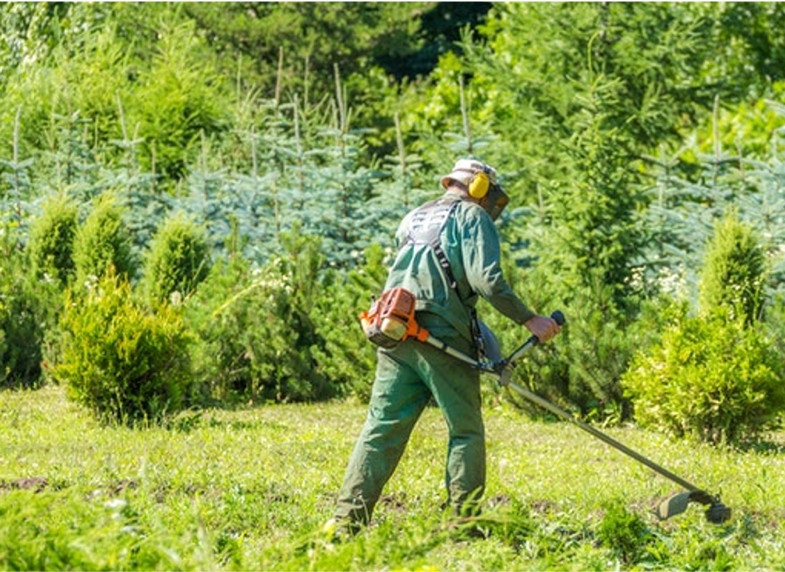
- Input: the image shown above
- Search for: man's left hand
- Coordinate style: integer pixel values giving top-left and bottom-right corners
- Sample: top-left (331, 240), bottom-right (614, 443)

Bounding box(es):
top-left (524, 315), bottom-right (561, 343)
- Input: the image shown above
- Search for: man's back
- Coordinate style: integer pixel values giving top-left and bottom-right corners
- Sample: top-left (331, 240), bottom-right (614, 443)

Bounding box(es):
top-left (386, 189), bottom-right (535, 343)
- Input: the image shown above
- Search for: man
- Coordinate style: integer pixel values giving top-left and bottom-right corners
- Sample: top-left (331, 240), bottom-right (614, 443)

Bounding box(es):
top-left (331, 158), bottom-right (561, 532)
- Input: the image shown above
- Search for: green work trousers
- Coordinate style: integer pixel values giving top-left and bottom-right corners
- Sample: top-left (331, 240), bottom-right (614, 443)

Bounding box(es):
top-left (335, 323), bottom-right (485, 525)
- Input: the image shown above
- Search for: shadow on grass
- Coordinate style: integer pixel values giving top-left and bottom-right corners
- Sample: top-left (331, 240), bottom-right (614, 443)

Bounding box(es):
top-left (164, 410), bottom-right (289, 433)
top-left (738, 439), bottom-right (785, 455)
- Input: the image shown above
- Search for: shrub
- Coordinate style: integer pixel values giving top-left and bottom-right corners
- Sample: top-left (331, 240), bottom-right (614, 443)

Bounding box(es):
top-left (699, 211), bottom-right (766, 325)
top-left (187, 227), bottom-right (332, 403)
top-left (141, 212), bottom-right (211, 306)
top-left (622, 313), bottom-right (785, 444)
top-left (50, 270), bottom-right (192, 423)
top-left (27, 194), bottom-right (78, 285)
top-left (72, 193), bottom-right (135, 286)
top-left (0, 240), bottom-right (59, 389)
top-left (310, 243), bottom-right (388, 402)
top-left (185, 255), bottom-right (252, 402)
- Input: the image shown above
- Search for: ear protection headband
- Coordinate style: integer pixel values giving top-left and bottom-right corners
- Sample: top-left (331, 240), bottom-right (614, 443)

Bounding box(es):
top-left (468, 168), bottom-right (490, 199)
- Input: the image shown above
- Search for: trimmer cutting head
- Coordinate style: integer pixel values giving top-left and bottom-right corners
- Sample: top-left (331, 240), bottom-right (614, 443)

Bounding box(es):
top-left (656, 490), bottom-right (731, 524)
top-left (705, 500), bottom-right (732, 524)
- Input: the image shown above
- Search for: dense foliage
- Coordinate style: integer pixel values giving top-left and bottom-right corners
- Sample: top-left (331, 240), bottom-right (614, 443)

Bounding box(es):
top-left (623, 214), bottom-right (782, 444)
top-left (622, 312), bottom-right (785, 444)
top-left (51, 270), bottom-right (193, 423)
top-left (0, 3), bottom-right (783, 437)
top-left (699, 211), bottom-right (766, 324)
top-left (0, 238), bottom-right (58, 388)
top-left (186, 226), bottom-right (333, 404)
top-left (141, 212), bottom-right (211, 306)
top-left (72, 193), bottom-right (135, 286)
top-left (310, 243), bottom-right (388, 402)
top-left (27, 193), bottom-right (78, 284)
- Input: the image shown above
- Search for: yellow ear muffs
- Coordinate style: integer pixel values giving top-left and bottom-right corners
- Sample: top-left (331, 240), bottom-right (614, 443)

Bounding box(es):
top-left (468, 170), bottom-right (490, 199)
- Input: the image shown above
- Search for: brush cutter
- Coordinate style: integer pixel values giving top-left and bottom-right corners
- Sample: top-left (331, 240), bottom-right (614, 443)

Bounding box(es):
top-left (359, 288), bottom-right (730, 523)
top-left (427, 311), bottom-right (731, 525)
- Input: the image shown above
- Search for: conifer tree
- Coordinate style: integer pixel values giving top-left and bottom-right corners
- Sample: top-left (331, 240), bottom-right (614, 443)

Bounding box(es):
top-left (699, 211), bottom-right (766, 325)
top-left (27, 193), bottom-right (78, 284)
top-left (72, 192), bottom-right (135, 286)
top-left (142, 212), bottom-right (211, 307)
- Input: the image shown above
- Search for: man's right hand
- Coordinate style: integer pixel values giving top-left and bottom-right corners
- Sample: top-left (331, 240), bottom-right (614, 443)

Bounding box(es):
top-left (524, 315), bottom-right (561, 343)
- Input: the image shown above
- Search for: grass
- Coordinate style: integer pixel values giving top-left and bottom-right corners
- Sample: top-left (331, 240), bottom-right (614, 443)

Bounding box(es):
top-left (1, 385), bottom-right (784, 571)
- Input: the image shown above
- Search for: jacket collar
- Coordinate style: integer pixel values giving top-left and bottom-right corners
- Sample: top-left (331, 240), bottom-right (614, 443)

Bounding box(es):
top-left (443, 189), bottom-right (473, 203)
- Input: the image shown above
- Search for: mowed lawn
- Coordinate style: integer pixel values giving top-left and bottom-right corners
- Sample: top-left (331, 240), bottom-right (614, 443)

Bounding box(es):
top-left (1, 385), bottom-right (784, 571)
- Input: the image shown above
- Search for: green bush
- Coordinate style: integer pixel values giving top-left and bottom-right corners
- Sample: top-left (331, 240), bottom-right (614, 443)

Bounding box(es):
top-left (310, 243), bottom-right (388, 402)
top-left (185, 255), bottom-right (252, 402)
top-left (72, 193), bottom-right (135, 286)
top-left (187, 228), bottom-right (332, 403)
top-left (141, 212), bottom-right (210, 306)
top-left (622, 312), bottom-right (785, 444)
top-left (699, 211), bottom-right (766, 325)
top-left (27, 193), bottom-right (78, 284)
top-left (0, 240), bottom-right (59, 389)
top-left (50, 270), bottom-right (193, 423)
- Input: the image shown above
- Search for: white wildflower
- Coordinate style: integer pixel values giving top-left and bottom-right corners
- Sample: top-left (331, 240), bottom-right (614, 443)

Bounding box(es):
top-left (104, 498), bottom-right (127, 510)
top-left (169, 291), bottom-right (183, 306)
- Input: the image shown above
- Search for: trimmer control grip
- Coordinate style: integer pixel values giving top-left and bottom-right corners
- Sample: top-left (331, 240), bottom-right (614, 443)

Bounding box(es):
top-left (551, 310), bottom-right (566, 326)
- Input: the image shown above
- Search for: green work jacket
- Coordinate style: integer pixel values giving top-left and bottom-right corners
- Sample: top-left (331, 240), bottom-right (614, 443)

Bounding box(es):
top-left (385, 190), bottom-right (535, 343)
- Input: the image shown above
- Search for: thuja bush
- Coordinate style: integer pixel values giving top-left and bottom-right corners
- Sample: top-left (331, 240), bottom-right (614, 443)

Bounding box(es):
top-left (27, 194), bottom-right (79, 285)
top-left (622, 311), bottom-right (785, 444)
top-left (72, 193), bottom-right (135, 287)
top-left (141, 212), bottom-right (211, 306)
top-left (187, 227), bottom-right (332, 403)
top-left (699, 211), bottom-right (766, 324)
top-left (50, 270), bottom-right (193, 423)
top-left (622, 212), bottom-right (781, 444)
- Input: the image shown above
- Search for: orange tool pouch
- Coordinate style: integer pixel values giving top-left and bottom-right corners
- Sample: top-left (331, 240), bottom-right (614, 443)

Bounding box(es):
top-left (359, 288), bottom-right (428, 349)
